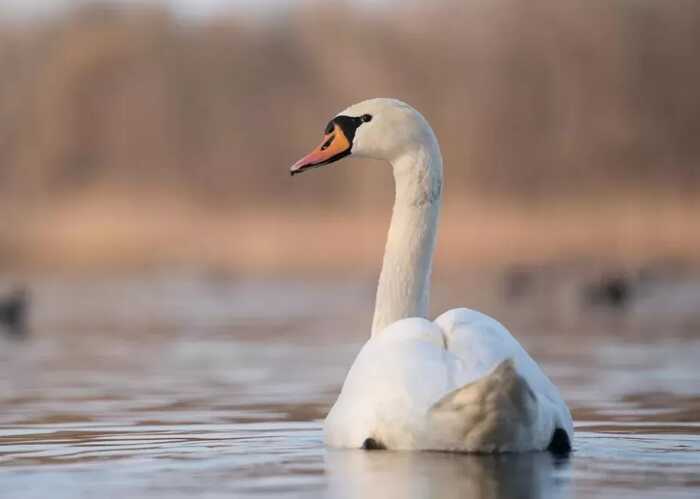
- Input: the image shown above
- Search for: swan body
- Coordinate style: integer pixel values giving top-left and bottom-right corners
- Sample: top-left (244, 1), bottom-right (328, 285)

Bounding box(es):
top-left (325, 310), bottom-right (572, 452)
top-left (290, 98), bottom-right (573, 453)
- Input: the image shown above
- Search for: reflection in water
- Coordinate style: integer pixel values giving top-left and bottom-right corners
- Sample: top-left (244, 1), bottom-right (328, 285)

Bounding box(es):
top-left (326, 450), bottom-right (570, 499)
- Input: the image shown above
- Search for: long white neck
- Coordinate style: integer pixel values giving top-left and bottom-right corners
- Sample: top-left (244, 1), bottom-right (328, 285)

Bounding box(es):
top-left (371, 140), bottom-right (443, 336)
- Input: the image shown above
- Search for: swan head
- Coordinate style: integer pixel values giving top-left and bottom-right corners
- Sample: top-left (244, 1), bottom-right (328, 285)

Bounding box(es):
top-left (290, 98), bottom-right (435, 175)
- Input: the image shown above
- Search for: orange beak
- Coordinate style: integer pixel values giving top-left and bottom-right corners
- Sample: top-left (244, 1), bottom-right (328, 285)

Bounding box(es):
top-left (290, 123), bottom-right (352, 176)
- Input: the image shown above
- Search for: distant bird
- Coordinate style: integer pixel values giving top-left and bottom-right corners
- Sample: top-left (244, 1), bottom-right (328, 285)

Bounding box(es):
top-left (503, 265), bottom-right (534, 301)
top-left (290, 98), bottom-right (572, 454)
top-left (0, 287), bottom-right (29, 337)
top-left (583, 273), bottom-right (632, 309)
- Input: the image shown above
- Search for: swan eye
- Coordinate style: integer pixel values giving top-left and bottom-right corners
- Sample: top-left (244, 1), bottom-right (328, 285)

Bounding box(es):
top-left (361, 114), bottom-right (372, 123)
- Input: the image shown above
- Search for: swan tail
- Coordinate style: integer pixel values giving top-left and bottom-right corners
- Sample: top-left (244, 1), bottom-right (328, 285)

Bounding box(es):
top-left (426, 358), bottom-right (539, 452)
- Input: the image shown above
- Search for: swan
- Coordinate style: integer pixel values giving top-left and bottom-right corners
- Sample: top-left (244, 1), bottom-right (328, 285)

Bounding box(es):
top-left (290, 98), bottom-right (573, 453)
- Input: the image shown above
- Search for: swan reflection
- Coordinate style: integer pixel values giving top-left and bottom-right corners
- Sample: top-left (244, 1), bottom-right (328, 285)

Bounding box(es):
top-left (325, 449), bottom-right (570, 499)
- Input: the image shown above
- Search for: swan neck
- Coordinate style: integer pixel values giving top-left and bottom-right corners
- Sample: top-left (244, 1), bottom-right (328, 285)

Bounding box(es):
top-left (371, 143), bottom-right (443, 336)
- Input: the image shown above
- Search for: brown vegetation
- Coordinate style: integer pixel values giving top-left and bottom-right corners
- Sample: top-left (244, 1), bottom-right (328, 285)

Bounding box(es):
top-left (0, 1), bottom-right (699, 273)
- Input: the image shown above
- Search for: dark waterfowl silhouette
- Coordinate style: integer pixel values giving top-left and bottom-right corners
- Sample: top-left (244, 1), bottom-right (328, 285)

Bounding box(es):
top-left (0, 287), bottom-right (29, 337)
top-left (583, 273), bottom-right (632, 309)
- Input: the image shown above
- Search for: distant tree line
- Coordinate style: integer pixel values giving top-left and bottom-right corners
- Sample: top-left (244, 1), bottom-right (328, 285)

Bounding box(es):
top-left (0, 0), bottom-right (699, 210)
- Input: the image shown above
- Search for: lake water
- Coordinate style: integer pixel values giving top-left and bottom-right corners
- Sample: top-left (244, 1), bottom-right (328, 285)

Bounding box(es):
top-left (1, 274), bottom-right (699, 498)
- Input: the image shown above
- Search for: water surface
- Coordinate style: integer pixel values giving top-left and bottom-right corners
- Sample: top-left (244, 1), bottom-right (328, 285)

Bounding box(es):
top-left (1, 275), bottom-right (699, 498)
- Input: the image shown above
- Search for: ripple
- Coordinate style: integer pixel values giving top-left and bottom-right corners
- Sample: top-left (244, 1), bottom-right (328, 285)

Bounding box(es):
top-left (1, 277), bottom-right (699, 499)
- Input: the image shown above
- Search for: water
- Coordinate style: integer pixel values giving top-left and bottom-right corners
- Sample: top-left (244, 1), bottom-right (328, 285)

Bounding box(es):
top-left (1, 275), bottom-right (699, 498)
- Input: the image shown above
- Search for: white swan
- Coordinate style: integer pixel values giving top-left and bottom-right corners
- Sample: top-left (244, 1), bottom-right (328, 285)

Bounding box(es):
top-left (290, 98), bottom-right (573, 453)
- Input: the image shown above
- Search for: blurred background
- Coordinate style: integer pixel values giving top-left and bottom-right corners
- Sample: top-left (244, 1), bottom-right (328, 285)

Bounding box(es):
top-left (1, 0), bottom-right (698, 275)
top-left (1, 3), bottom-right (700, 497)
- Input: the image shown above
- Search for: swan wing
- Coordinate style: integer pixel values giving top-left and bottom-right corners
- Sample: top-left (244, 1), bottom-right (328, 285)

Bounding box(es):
top-left (433, 308), bottom-right (573, 450)
top-left (426, 358), bottom-right (540, 452)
